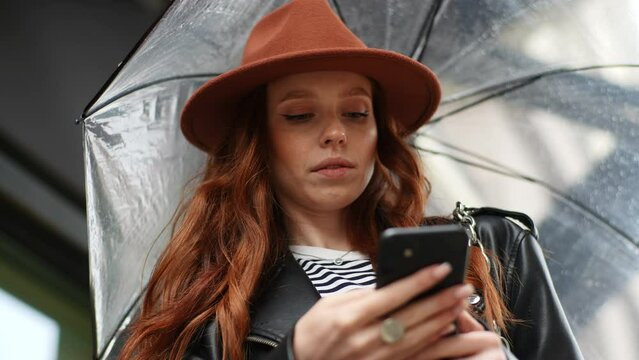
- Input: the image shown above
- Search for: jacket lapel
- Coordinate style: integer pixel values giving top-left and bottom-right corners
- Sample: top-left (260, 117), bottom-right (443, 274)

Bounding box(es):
top-left (249, 252), bottom-right (320, 342)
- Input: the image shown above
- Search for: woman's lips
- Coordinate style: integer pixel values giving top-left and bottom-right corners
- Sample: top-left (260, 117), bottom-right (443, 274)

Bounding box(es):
top-left (315, 167), bottom-right (352, 178)
top-left (311, 157), bottom-right (355, 178)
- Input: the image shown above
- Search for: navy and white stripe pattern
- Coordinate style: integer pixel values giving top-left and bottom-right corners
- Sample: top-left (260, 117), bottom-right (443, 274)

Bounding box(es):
top-left (289, 245), bottom-right (376, 297)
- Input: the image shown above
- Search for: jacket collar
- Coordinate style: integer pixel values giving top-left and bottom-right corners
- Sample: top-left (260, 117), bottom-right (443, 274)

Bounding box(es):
top-left (249, 252), bottom-right (321, 342)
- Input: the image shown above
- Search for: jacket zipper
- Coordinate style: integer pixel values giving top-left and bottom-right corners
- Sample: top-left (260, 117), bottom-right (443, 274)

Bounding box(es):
top-left (246, 335), bottom-right (278, 348)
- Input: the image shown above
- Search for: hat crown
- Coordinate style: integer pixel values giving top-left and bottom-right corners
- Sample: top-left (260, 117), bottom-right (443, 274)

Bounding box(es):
top-left (242, 0), bottom-right (366, 65)
top-left (181, 0), bottom-right (440, 153)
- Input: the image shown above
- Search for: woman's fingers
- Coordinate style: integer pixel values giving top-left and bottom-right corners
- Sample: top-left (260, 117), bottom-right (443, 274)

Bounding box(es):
top-left (293, 264), bottom-right (480, 360)
top-left (349, 265), bottom-right (472, 358)
top-left (414, 331), bottom-right (503, 360)
top-left (392, 305), bottom-right (466, 360)
top-left (393, 283), bottom-right (474, 330)
top-left (356, 303), bottom-right (466, 360)
top-left (457, 310), bottom-right (484, 333)
top-left (360, 262), bottom-right (453, 320)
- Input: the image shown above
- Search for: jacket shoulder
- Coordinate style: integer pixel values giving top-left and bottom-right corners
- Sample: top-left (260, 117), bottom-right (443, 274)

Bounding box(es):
top-left (473, 213), bottom-right (537, 266)
top-left (471, 213), bottom-right (584, 359)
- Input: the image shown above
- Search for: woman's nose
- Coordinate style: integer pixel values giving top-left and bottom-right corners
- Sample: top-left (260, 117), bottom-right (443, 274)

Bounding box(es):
top-left (320, 119), bottom-right (347, 146)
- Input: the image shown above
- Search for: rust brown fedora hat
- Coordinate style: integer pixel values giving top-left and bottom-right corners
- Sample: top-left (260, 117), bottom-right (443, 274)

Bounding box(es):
top-left (180, 0), bottom-right (441, 152)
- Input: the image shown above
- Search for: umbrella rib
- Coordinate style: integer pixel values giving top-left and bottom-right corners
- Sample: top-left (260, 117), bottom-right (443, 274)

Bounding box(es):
top-left (83, 0), bottom-right (176, 119)
top-left (417, 132), bottom-right (528, 177)
top-left (80, 73), bottom-right (221, 120)
top-left (428, 76), bottom-right (535, 125)
top-left (412, 142), bottom-right (637, 248)
top-left (444, 63), bottom-right (639, 103)
top-left (98, 291), bottom-right (145, 360)
top-left (411, 0), bottom-right (445, 60)
top-left (328, 0), bottom-right (345, 23)
top-left (431, 64), bottom-right (639, 124)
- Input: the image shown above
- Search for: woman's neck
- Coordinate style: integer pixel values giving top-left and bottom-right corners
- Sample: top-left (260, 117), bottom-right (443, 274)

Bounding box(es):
top-left (284, 207), bottom-right (351, 250)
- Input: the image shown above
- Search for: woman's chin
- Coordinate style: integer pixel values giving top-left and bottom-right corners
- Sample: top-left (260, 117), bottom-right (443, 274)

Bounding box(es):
top-left (306, 192), bottom-right (363, 212)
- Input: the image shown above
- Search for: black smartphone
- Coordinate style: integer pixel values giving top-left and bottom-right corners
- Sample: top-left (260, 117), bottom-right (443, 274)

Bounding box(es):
top-left (376, 224), bottom-right (470, 299)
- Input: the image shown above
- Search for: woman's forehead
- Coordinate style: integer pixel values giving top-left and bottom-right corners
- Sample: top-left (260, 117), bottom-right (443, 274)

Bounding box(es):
top-left (267, 71), bottom-right (373, 102)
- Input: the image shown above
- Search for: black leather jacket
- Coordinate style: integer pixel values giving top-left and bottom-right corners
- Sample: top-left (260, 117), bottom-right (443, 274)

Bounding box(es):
top-left (186, 210), bottom-right (584, 360)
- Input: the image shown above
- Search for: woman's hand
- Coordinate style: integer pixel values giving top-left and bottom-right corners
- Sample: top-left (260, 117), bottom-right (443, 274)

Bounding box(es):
top-left (413, 311), bottom-right (506, 360)
top-left (292, 263), bottom-right (475, 360)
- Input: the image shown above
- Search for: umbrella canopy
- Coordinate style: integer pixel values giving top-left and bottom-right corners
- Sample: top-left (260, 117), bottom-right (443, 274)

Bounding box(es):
top-left (82, 1), bottom-right (639, 358)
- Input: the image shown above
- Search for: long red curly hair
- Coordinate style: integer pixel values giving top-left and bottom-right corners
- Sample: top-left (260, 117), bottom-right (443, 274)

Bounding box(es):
top-left (119, 84), bottom-right (512, 360)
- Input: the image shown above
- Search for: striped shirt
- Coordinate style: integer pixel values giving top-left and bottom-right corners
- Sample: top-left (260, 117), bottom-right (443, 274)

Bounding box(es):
top-left (289, 245), bottom-right (376, 297)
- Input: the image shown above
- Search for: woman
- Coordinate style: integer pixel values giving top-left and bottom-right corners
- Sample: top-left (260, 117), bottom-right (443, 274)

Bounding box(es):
top-left (120, 1), bottom-right (582, 359)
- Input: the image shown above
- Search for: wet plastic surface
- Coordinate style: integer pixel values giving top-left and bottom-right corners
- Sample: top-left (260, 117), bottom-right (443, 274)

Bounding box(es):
top-left (83, 1), bottom-right (639, 358)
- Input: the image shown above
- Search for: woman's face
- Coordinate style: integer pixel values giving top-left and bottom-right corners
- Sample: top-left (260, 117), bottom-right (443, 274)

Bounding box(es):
top-left (266, 71), bottom-right (378, 214)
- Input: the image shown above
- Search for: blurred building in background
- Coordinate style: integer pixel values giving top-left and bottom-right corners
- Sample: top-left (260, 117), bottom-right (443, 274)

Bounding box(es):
top-left (0, 0), bottom-right (168, 358)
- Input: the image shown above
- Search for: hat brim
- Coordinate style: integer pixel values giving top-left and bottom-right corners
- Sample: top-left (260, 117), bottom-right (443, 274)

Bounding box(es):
top-left (180, 47), bottom-right (441, 152)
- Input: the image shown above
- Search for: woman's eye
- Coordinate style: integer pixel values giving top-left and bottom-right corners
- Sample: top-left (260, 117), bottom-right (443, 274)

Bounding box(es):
top-left (282, 113), bottom-right (314, 121)
top-left (344, 111), bottom-right (369, 119)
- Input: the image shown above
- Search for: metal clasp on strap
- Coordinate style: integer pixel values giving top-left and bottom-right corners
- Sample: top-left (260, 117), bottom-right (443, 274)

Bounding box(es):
top-left (453, 202), bottom-right (491, 269)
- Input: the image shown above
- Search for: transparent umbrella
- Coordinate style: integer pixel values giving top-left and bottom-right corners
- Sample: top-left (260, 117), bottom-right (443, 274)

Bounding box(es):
top-left (81, 1), bottom-right (639, 359)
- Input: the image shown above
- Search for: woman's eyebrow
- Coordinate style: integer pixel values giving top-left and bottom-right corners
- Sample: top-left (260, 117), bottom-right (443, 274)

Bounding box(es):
top-left (278, 86), bottom-right (371, 103)
top-left (279, 90), bottom-right (317, 102)
top-left (339, 86), bottom-right (372, 98)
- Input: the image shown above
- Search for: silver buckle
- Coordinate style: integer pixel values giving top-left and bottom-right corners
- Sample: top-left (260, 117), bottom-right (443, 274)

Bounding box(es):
top-left (454, 202), bottom-right (491, 269)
